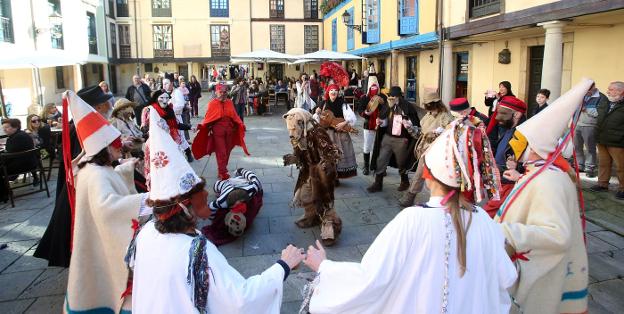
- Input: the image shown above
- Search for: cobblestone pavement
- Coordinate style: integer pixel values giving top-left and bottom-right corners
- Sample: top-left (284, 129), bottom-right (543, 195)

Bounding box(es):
top-left (0, 93), bottom-right (623, 313)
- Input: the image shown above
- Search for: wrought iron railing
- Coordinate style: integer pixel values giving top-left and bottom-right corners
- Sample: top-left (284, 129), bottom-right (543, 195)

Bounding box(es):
top-left (154, 49), bottom-right (174, 58)
top-left (469, 0), bottom-right (501, 18)
top-left (120, 45), bottom-right (131, 58)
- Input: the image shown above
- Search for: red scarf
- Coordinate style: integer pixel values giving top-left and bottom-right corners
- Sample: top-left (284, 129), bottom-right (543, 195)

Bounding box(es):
top-left (151, 103), bottom-right (180, 143)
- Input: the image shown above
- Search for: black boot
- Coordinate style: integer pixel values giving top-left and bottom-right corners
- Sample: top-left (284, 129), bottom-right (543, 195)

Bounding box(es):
top-left (366, 174), bottom-right (383, 193)
top-left (362, 153), bottom-right (370, 175)
top-left (185, 148), bottom-right (194, 162)
top-left (398, 173), bottom-right (410, 191)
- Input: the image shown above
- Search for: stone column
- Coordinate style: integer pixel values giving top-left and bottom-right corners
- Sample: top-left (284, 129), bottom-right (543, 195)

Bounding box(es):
top-left (390, 49), bottom-right (399, 87)
top-left (441, 40), bottom-right (454, 104)
top-left (539, 21), bottom-right (566, 100)
top-left (187, 62), bottom-right (193, 78)
top-left (73, 64), bottom-right (84, 91)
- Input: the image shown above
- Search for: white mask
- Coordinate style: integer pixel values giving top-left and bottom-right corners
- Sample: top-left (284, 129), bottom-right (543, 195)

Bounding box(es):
top-left (158, 94), bottom-right (170, 108)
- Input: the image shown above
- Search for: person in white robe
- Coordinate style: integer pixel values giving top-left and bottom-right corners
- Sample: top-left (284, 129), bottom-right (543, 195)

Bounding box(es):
top-left (62, 89), bottom-right (150, 313)
top-left (131, 109), bottom-right (305, 314)
top-left (495, 79), bottom-right (592, 314)
top-left (301, 118), bottom-right (517, 314)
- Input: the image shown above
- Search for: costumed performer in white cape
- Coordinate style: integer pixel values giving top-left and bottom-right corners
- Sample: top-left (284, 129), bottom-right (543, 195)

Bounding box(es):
top-left (131, 109), bottom-right (306, 314)
top-left (63, 89), bottom-right (150, 313)
top-left (301, 117), bottom-right (517, 314)
top-left (495, 79), bottom-right (592, 314)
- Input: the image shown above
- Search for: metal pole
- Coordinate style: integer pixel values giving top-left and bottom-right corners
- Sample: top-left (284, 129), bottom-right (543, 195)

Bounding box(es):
top-left (0, 78), bottom-right (7, 118)
top-left (133, 0), bottom-right (140, 75)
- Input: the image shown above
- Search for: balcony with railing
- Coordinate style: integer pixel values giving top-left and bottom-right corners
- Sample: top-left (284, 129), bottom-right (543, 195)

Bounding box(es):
top-left (120, 45), bottom-right (131, 58)
top-left (154, 49), bottom-right (174, 58)
top-left (469, 0), bottom-right (501, 19)
top-left (152, 7), bottom-right (171, 17)
top-left (0, 16), bottom-right (14, 43)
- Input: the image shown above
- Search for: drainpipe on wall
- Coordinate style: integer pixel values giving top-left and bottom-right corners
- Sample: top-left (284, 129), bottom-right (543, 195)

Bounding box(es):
top-left (133, 0), bottom-right (140, 75)
top-left (29, 0), bottom-right (44, 107)
top-left (436, 0), bottom-right (444, 91)
top-left (249, 0), bottom-right (254, 78)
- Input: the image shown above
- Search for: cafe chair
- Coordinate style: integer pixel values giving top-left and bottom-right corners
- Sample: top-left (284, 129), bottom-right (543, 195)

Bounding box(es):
top-left (1, 148), bottom-right (50, 208)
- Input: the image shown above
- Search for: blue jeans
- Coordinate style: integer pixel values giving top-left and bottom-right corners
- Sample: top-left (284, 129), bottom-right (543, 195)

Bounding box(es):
top-left (235, 103), bottom-right (245, 122)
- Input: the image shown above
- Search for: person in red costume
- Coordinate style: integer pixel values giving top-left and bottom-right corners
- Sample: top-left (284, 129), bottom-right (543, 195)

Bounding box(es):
top-left (193, 83), bottom-right (249, 179)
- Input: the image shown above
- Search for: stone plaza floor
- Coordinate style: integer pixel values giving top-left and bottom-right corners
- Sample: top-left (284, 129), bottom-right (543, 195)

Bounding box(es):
top-left (0, 93), bottom-right (623, 313)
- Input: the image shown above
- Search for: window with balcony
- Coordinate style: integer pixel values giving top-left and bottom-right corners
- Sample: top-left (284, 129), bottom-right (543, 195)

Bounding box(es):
top-left (269, 0), bottom-right (284, 18)
top-left (270, 25), bottom-right (285, 53)
top-left (210, 0), bottom-right (228, 17)
top-left (365, 0), bottom-right (379, 43)
top-left (110, 23), bottom-right (117, 58)
top-left (469, 0), bottom-right (501, 19)
top-left (0, 0), bottom-right (14, 43)
top-left (118, 24), bottom-right (131, 58)
top-left (49, 0), bottom-right (63, 49)
top-left (116, 0), bottom-right (129, 17)
top-left (152, 0), bottom-right (171, 17)
top-left (399, 0), bottom-right (418, 35)
top-left (304, 0), bottom-right (317, 19)
top-left (304, 25), bottom-right (318, 53)
top-left (153, 24), bottom-right (173, 58)
top-left (87, 12), bottom-right (98, 54)
top-left (210, 25), bottom-right (230, 57)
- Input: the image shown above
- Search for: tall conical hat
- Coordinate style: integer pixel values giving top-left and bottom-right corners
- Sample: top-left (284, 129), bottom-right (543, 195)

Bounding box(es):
top-left (367, 64), bottom-right (378, 94)
top-left (513, 78), bottom-right (594, 159)
top-left (148, 108), bottom-right (201, 201)
top-left (64, 90), bottom-right (121, 157)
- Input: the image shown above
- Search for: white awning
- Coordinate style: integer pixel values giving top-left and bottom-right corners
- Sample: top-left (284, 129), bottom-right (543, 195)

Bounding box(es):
top-left (295, 50), bottom-right (364, 62)
top-left (0, 51), bottom-right (91, 70)
top-left (230, 49), bottom-right (297, 64)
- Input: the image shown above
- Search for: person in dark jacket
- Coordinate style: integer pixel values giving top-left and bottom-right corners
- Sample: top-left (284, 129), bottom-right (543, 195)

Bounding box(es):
top-left (34, 85), bottom-right (114, 267)
top-left (188, 75), bottom-right (202, 118)
top-left (591, 81), bottom-right (624, 200)
top-left (531, 88), bottom-right (550, 117)
top-left (1, 118), bottom-right (39, 201)
top-left (125, 75), bottom-right (151, 125)
top-left (367, 86), bottom-right (420, 193)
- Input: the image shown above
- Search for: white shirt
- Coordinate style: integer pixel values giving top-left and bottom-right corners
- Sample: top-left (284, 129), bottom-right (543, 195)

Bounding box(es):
top-left (133, 221), bottom-right (285, 314)
top-left (309, 197), bottom-right (517, 314)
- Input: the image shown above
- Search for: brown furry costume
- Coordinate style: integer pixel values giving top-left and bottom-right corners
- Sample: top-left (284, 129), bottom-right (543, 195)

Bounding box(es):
top-left (283, 108), bottom-right (343, 246)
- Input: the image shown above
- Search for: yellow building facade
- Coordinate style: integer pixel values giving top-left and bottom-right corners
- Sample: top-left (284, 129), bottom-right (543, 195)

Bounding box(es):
top-left (112, 0), bottom-right (323, 92)
top-left (324, 0), bottom-right (624, 113)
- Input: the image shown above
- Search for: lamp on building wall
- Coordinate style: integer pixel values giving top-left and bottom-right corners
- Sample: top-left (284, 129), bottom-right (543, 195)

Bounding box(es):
top-left (498, 41), bottom-right (511, 64)
top-left (35, 11), bottom-right (64, 39)
top-left (342, 10), bottom-right (362, 32)
top-left (429, 55), bottom-right (434, 63)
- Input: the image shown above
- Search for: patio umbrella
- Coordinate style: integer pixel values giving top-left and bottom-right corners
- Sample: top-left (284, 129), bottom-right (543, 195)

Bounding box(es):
top-left (230, 49), bottom-right (296, 64)
top-left (295, 50), bottom-right (363, 62)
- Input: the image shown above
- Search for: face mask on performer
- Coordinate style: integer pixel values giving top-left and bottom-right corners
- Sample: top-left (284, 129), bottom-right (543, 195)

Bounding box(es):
top-left (329, 89), bottom-right (338, 102)
top-left (158, 94), bottom-right (170, 108)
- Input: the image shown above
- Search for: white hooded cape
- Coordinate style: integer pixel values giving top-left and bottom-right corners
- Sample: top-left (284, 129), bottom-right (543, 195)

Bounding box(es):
top-left (309, 197), bottom-right (517, 314)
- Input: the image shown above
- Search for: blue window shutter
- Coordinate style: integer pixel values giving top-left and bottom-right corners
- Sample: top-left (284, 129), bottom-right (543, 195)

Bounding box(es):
top-left (347, 7), bottom-right (354, 50)
top-left (399, 0), bottom-right (418, 35)
top-left (210, 0), bottom-right (229, 17)
top-left (332, 19), bottom-right (337, 51)
top-left (366, 0), bottom-right (380, 44)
